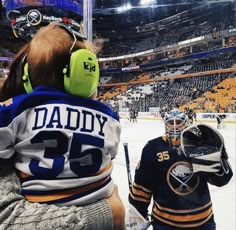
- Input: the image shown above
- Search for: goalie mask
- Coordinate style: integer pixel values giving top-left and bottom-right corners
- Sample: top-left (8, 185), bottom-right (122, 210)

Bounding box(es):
top-left (164, 109), bottom-right (189, 148)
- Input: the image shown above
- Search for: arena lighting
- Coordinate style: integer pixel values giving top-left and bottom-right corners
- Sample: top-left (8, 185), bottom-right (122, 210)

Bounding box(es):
top-left (140, 0), bottom-right (156, 6)
top-left (117, 3), bottom-right (132, 13)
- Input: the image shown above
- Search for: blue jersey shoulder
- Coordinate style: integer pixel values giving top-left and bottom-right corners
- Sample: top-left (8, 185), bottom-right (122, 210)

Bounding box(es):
top-left (0, 86), bottom-right (119, 127)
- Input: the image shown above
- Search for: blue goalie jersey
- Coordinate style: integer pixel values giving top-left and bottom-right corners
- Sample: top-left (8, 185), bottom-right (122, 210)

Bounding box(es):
top-left (129, 136), bottom-right (233, 228)
top-left (0, 86), bottom-right (121, 206)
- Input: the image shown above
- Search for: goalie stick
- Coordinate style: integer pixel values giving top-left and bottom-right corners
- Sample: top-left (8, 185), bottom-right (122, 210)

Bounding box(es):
top-left (123, 143), bottom-right (132, 190)
top-left (123, 143), bottom-right (152, 230)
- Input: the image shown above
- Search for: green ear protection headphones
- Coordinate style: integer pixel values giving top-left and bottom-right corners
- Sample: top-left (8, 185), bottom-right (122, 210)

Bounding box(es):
top-left (22, 23), bottom-right (100, 97)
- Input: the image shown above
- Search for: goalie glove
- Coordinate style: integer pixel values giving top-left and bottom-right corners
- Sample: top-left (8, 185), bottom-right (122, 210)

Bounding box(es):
top-left (181, 124), bottom-right (225, 174)
top-left (125, 204), bottom-right (151, 230)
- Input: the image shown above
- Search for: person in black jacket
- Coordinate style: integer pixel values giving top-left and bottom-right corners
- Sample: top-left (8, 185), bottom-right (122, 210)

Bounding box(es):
top-left (128, 108), bottom-right (233, 230)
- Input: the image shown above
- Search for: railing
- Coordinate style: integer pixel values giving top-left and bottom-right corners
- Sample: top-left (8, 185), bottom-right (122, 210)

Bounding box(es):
top-left (99, 67), bottom-right (236, 87)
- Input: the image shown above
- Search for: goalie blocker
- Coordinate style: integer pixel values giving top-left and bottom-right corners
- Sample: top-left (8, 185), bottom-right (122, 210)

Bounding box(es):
top-left (181, 124), bottom-right (231, 174)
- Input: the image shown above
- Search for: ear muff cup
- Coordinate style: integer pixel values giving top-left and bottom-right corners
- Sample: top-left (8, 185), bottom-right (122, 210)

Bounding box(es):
top-left (63, 49), bottom-right (99, 97)
top-left (22, 62), bottom-right (34, 94)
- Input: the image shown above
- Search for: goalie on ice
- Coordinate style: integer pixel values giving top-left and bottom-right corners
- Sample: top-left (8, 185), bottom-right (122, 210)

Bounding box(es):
top-left (127, 108), bottom-right (233, 230)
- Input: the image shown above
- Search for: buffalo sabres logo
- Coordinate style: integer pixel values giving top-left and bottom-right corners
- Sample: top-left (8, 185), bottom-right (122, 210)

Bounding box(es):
top-left (27, 9), bottom-right (42, 26)
top-left (167, 161), bottom-right (200, 195)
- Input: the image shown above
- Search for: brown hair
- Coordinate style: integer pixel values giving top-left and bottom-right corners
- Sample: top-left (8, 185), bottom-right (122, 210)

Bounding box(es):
top-left (0, 23), bottom-right (101, 101)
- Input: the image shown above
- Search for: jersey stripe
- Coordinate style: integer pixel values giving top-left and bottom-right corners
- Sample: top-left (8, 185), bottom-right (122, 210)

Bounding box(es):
top-left (23, 176), bottom-right (111, 203)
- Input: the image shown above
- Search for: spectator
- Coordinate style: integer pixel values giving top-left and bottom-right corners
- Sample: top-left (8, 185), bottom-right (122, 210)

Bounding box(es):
top-left (0, 159), bottom-right (125, 229)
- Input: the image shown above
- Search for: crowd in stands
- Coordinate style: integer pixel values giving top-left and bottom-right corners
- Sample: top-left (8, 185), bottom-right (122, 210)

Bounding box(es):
top-left (100, 56), bottom-right (236, 114)
top-left (185, 56), bottom-right (236, 74)
top-left (98, 4), bottom-right (236, 114)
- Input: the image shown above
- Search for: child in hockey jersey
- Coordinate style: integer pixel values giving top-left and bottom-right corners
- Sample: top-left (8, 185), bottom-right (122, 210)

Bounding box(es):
top-left (0, 23), bottom-right (123, 207)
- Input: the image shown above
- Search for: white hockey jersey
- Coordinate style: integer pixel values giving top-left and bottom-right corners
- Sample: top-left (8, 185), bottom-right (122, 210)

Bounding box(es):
top-left (0, 86), bottom-right (121, 205)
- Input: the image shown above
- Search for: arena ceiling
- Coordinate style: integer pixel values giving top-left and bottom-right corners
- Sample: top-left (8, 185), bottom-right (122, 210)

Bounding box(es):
top-left (93, 0), bottom-right (235, 40)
